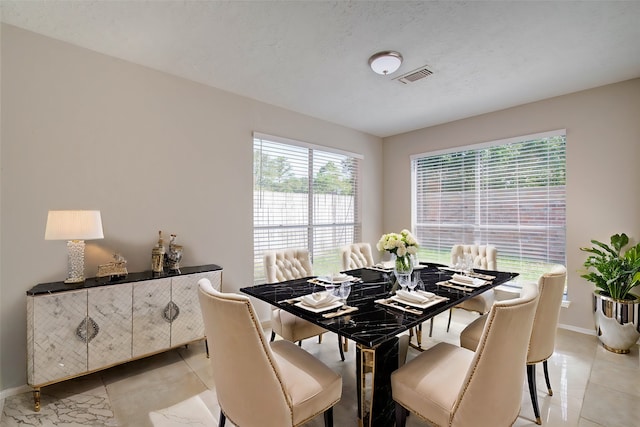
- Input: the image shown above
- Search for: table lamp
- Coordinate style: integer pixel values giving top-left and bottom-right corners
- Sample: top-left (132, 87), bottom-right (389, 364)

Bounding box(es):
top-left (45, 210), bottom-right (104, 283)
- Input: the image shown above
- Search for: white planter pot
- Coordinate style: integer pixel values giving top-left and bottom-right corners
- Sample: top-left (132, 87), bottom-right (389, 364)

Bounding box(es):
top-left (592, 290), bottom-right (640, 353)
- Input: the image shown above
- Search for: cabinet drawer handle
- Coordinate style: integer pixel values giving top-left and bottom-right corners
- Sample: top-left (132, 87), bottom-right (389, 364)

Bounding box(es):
top-left (76, 317), bottom-right (99, 343)
top-left (162, 301), bottom-right (180, 323)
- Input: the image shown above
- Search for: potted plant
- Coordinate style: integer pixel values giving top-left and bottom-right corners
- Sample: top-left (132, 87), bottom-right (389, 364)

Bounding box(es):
top-left (581, 233), bottom-right (640, 353)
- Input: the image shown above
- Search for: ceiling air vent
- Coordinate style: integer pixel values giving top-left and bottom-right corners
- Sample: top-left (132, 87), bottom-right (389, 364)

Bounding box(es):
top-left (395, 66), bottom-right (433, 84)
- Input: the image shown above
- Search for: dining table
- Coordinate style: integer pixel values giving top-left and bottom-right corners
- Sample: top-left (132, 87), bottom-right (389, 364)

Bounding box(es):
top-left (240, 263), bottom-right (518, 427)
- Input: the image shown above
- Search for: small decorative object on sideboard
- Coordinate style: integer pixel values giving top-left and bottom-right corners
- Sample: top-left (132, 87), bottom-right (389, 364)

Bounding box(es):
top-left (165, 233), bottom-right (183, 272)
top-left (96, 253), bottom-right (128, 281)
top-left (151, 231), bottom-right (165, 274)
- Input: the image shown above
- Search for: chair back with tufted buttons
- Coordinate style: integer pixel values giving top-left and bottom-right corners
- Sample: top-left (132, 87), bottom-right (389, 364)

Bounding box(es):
top-left (450, 244), bottom-right (497, 270)
top-left (263, 249), bottom-right (313, 284)
top-left (340, 242), bottom-right (375, 271)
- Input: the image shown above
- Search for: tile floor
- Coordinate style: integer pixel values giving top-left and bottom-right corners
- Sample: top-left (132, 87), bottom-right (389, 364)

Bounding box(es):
top-left (2, 310), bottom-right (638, 427)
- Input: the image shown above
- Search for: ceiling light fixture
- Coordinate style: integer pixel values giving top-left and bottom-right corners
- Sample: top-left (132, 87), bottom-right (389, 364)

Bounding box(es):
top-left (368, 51), bottom-right (403, 75)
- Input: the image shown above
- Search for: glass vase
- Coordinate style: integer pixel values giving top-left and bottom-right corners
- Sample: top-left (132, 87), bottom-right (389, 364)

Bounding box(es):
top-left (393, 253), bottom-right (414, 275)
top-left (393, 254), bottom-right (414, 291)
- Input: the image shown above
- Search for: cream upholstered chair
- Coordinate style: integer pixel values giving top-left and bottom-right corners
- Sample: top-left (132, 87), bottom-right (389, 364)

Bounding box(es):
top-left (340, 242), bottom-right (375, 271)
top-left (460, 265), bottom-right (567, 425)
top-left (198, 279), bottom-right (342, 427)
top-left (392, 282), bottom-right (538, 427)
top-left (264, 249), bottom-right (345, 361)
top-left (444, 244), bottom-right (498, 333)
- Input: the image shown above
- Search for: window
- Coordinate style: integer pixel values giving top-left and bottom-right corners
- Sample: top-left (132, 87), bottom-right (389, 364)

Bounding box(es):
top-left (411, 130), bottom-right (566, 287)
top-left (253, 133), bottom-right (362, 284)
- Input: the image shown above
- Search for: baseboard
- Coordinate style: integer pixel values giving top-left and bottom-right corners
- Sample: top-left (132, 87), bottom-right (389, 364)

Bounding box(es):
top-left (0, 383), bottom-right (32, 400)
top-left (558, 323), bottom-right (596, 336)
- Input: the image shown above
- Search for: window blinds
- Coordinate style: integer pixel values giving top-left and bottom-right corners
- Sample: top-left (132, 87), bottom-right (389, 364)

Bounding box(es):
top-left (254, 134), bottom-right (362, 284)
top-left (412, 131), bottom-right (566, 285)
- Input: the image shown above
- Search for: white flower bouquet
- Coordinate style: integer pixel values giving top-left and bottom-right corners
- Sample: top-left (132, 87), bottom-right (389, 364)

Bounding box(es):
top-left (376, 229), bottom-right (419, 273)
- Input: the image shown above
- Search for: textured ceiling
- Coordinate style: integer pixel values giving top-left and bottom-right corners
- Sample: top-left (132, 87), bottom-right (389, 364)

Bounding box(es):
top-left (2, 1), bottom-right (640, 137)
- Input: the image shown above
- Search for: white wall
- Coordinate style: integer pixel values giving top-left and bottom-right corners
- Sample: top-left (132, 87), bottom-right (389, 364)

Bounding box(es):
top-left (0, 24), bottom-right (383, 391)
top-left (383, 78), bottom-right (640, 333)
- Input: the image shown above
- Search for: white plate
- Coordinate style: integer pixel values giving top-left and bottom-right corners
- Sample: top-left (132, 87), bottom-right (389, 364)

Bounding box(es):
top-left (317, 274), bottom-right (357, 284)
top-left (449, 277), bottom-right (487, 288)
top-left (295, 300), bottom-right (344, 313)
top-left (389, 294), bottom-right (448, 309)
top-left (366, 265), bottom-right (393, 273)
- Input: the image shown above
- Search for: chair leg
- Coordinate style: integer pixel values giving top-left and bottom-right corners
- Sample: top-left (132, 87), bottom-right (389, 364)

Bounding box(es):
top-left (318, 333), bottom-right (323, 343)
top-left (338, 336), bottom-right (345, 361)
top-left (270, 331), bottom-right (275, 342)
top-left (543, 360), bottom-right (553, 395)
top-left (323, 406), bottom-right (333, 427)
top-left (429, 317), bottom-right (434, 337)
top-left (446, 308), bottom-right (453, 332)
top-left (219, 410), bottom-right (226, 427)
top-left (527, 364), bottom-right (542, 425)
top-left (395, 402), bottom-right (407, 427)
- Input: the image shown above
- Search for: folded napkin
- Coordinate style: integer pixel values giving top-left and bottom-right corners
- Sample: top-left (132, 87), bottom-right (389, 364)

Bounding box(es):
top-left (451, 273), bottom-right (475, 285)
top-left (300, 292), bottom-right (337, 308)
top-left (395, 290), bottom-right (430, 304)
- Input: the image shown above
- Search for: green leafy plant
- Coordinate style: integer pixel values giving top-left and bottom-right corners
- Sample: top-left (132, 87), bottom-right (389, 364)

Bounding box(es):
top-left (581, 233), bottom-right (640, 300)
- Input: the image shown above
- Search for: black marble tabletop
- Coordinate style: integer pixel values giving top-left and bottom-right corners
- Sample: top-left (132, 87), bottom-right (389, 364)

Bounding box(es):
top-left (241, 264), bottom-right (518, 348)
top-left (27, 264), bottom-right (223, 296)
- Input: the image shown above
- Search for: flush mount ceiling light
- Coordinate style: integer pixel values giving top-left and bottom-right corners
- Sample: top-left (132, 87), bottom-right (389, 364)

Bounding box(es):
top-left (368, 51), bottom-right (403, 75)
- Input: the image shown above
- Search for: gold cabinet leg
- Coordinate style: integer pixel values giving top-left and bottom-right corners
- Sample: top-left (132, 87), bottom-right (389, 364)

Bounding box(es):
top-left (33, 388), bottom-right (41, 412)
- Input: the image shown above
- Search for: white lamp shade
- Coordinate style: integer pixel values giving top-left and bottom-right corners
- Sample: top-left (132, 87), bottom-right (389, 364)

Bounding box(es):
top-left (45, 210), bottom-right (104, 241)
top-left (369, 51), bottom-right (403, 75)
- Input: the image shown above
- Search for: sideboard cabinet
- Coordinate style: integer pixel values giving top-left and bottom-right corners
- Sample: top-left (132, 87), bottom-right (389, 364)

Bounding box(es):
top-left (26, 264), bottom-right (222, 411)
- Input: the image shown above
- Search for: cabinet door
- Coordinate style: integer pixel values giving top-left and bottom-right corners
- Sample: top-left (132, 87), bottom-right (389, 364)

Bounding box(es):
top-left (29, 290), bottom-right (87, 385)
top-left (88, 283), bottom-right (133, 371)
top-left (170, 271), bottom-right (221, 346)
top-left (132, 278), bottom-right (171, 357)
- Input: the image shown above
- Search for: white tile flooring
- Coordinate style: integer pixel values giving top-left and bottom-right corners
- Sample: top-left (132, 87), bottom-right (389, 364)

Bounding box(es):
top-left (2, 310), bottom-right (638, 427)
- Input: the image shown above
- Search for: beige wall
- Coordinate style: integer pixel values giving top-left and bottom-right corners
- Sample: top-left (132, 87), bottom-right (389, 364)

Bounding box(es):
top-left (2, 22), bottom-right (639, 394)
top-left (0, 24), bottom-right (383, 391)
top-left (383, 78), bottom-right (640, 333)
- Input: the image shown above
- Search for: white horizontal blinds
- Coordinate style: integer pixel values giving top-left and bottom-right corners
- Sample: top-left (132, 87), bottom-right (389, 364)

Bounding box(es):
top-left (312, 149), bottom-right (361, 275)
top-left (254, 135), bottom-right (361, 284)
top-left (412, 132), bottom-right (566, 285)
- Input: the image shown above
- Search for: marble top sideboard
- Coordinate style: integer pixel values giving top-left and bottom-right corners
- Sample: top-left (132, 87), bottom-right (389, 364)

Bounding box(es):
top-left (26, 264), bottom-right (222, 412)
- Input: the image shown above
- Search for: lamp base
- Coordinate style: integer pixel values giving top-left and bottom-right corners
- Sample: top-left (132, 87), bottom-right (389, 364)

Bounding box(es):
top-left (66, 240), bottom-right (86, 284)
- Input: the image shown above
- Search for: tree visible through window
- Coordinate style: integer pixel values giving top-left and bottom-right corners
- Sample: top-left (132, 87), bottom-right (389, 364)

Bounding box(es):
top-left (253, 133), bottom-right (362, 284)
top-left (411, 130), bottom-right (566, 287)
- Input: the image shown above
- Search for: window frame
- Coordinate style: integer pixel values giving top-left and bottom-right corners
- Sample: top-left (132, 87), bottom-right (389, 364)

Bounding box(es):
top-left (410, 129), bottom-right (567, 289)
top-left (253, 132), bottom-right (363, 284)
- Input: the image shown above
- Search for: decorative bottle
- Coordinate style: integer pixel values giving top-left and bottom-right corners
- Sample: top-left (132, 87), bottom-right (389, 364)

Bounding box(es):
top-left (151, 231), bottom-right (165, 273)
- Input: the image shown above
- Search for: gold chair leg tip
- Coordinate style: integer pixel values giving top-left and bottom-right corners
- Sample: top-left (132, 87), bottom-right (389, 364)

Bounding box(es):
top-left (548, 389), bottom-right (553, 396)
top-left (536, 417), bottom-right (542, 425)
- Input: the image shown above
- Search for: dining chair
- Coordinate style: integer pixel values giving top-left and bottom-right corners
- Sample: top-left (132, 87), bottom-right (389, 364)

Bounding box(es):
top-left (443, 244), bottom-right (498, 334)
top-left (391, 282), bottom-right (539, 427)
top-left (197, 279), bottom-right (342, 427)
top-left (264, 248), bottom-right (346, 361)
top-left (459, 265), bottom-right (567, 425)
top-left (340, 242), bottom-right (375, 271)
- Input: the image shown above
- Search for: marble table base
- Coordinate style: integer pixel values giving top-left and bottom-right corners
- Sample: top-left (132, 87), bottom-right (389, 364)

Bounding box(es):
top-left (356, 337), bottom-right (399, 427)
